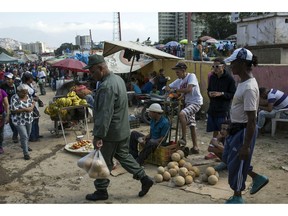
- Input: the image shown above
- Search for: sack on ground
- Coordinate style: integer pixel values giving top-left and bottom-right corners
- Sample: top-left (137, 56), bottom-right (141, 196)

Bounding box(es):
top-left (88, 150), bottom-right (110, 179)
top-left (77, 150), bottom-right (96, 172)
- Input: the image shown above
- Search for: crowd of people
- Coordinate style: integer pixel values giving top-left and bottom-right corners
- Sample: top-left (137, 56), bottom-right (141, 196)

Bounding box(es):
top-left (1, 46), bottom-right (280, 204)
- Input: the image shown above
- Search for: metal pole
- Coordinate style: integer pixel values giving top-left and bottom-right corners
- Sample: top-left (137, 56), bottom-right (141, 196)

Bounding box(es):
top-left (185, 12), bottom-right (193, 60)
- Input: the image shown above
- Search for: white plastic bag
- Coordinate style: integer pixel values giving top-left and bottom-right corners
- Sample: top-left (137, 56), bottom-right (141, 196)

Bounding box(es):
top-left (88, 150), bottom-right (110, 179)
top-left (77, 150), bottom-right (96, 172)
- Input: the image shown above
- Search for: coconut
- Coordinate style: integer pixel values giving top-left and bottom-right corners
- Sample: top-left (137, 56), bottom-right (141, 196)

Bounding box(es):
top-left (178, 159), bottom-right (186, 167)
top-left (174, 176), bottom-right (185, 187)
top-left (205, 167), bottom-right (216, 176)
top-left (171, 152), bottom-right (181, 162)
top-left (179, 167), bottom-right (189, 177)
top-left (183, 162), bottom-right (193, 171)
top-left (163, 171), bottom-right (171, 181)
top-left (168, 168), bottom-right (178, 177)
top-left (215, 171), bottom-right (219, 178)
top-left (157, 166), bottom-right (165, 175)
top-left (208, 175), bottom-right (218, 185)
top-left (167, 161), bottom-right (176, 169)
top-left (154, 174), bottom-right (163, 183)
top-left (176, 150), bottom-right (185, 159)
top-left (188, 170), bottom-right (196, 178)
top-left (174, 165), bottom-right (180, 172)
top-left (185, 175), bottom-right (193, 184)
top-left (190, 166), bottom-right (200, 177)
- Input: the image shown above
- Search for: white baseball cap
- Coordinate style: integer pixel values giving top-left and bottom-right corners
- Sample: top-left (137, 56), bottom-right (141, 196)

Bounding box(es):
top-left (224, 48), bottom-right (253, 63)
top-left (5, 73), bottom-right (13, 79)
top-left (147, 103), bottom-right (163, 113)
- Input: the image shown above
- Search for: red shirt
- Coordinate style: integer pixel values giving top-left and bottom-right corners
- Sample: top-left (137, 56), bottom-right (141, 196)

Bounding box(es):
top-left (0, 70), bottom-right (4, 81)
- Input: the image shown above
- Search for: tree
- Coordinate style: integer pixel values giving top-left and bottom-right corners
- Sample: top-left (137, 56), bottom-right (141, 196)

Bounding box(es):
top-left (54, 43), bottom-right (80, 56)
top-left (193, 13), bottom-right (237, 39)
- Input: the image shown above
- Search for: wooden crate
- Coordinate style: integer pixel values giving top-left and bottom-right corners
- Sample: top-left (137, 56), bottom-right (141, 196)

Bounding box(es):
top-left (139, 143), bottom-right (179, 166)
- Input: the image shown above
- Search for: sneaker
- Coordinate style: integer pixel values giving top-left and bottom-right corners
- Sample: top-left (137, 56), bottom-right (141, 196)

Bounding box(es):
top-left (189, 147), bottom-right (200, 155)
top-left (250, 174), bottom-right (269, 195)
top-left (24, 154), bottom-right (30, 160)
top-left (139, 175), bottom-right (153, 197)
top-left (86, 190), bottom-right (109, 201)
top-left (214, 162), bottom-right (227, 171)
top-left (204, 152), bottom-right (218, 160)
top-left (0, 147), bottom-right (4, 154)
top-left (178, 138), bottom-right (186, 146)
top-left (225, 195), bottom-right (244, 204)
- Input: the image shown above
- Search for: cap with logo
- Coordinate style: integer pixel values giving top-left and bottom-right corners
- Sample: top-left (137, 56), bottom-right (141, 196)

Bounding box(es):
top-left (172, 62), bottom-right (187, 70)
top-left (83, 54), bottom-right (105, 69)
top-left (224, 48), bottom-right (253, 63)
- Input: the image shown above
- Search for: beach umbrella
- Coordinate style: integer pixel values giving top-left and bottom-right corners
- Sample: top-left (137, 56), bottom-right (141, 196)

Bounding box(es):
top-left (164, 41), bottom-right (180, 47)
top-left (179, 39), bottom-right (188, 44)
top-left (200, 36), bottom-right (214, 42)
top-left (206, 38), bottom-right (219, 44)
top-left (52, 58), bottom-right (89, 72)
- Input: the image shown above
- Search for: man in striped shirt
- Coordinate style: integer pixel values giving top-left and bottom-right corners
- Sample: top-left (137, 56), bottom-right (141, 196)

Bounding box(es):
top-left (258, 87), bottom-right (288, 132)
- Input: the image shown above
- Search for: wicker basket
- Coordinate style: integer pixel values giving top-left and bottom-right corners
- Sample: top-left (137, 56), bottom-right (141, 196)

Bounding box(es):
top-left (139, 143), bottom-right (179, 166)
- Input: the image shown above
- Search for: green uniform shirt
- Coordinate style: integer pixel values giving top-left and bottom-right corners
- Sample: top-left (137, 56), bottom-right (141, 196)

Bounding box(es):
top-left (93, 72), bottom-right (130, 141)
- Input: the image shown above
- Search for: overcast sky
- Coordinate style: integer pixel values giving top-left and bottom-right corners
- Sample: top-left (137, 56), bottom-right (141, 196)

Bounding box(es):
top-left (0, 0), bottom-right (279, 48)
top-left (0, 12), bottom-right (158, 48)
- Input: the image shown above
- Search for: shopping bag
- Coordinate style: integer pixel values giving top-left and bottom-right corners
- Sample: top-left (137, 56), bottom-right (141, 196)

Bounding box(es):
top-left (88, 150), bottom-right (110, 179)
top-left (77, 150), bottom-right (96, 172)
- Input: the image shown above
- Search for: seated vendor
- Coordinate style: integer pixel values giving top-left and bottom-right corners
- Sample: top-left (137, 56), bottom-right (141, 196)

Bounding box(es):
top-left (129, 103), bottom-right (170, 166)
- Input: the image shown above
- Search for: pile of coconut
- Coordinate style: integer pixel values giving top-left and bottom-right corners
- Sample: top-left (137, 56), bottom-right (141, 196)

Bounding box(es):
top-left (154, 150), bottom-right (220, 187)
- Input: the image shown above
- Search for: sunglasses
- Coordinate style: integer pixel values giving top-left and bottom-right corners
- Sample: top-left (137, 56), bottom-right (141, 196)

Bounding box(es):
top-left (211, 64), bottom-right (223, 69)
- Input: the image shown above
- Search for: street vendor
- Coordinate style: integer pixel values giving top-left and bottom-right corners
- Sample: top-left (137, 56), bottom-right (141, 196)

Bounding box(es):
top-left (74, 84), bottom-right (94, 108)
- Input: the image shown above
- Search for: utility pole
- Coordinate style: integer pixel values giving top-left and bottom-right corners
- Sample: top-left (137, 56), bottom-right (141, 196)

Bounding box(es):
top-left (113, 12), bottom-right (122, 41)
top-left (185, 12), bottom-right (193, 60)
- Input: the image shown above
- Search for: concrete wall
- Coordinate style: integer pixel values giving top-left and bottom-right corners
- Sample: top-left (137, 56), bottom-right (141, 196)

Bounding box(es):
top-left (139, 60), bottom-right (288, 114)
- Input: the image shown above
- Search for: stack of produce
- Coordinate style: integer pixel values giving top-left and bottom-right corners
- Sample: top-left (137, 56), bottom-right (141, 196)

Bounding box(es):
top-left (153, 150), bottom-right (220, 187)
top-left (44, 90), bottom-right (88, 120)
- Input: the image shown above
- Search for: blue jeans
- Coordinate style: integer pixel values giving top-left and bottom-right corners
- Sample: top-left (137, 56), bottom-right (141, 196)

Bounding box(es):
top-left (15, 123), bottom-right (32, 155)
top-left (30, 118), bottom-right (39, 140)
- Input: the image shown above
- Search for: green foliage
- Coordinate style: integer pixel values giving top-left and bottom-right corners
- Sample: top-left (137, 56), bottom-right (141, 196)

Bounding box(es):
top-left (54, 43), bottom-right (80, 56)
top-left (194, 13), bottom-right (237, 40)
top-left (0, 47), bottom-right (13, 56)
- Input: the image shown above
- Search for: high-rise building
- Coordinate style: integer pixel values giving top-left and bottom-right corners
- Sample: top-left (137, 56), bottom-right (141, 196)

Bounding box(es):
top-left (158, 12), bottom-right (206, 43)
top-left (75, 35), bottom-right (91, 50)
top-left (21, 41), bottom-right (46, 54)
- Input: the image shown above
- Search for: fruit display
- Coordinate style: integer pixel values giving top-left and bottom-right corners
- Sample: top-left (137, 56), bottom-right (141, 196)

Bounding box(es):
top-left (153, 157), bottom-right (221, 187)
top-left (44, 90), bottom-right (88, 120)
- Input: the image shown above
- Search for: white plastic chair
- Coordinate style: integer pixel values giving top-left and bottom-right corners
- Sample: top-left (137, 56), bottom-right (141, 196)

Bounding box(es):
top-left (271, 108), bottom-right (288, 137)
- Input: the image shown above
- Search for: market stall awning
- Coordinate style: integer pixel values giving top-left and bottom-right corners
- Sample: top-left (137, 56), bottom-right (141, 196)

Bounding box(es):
top-left (0, 52), bottom-right (19, 63)
top-left (103, 41), bottom-right (181, 60)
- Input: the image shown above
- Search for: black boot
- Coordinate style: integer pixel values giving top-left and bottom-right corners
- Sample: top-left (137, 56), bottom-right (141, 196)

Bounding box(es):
top-left (139, 176), bottom-right (153, 197)
top-left (86, 189), bottom-right (108, 201)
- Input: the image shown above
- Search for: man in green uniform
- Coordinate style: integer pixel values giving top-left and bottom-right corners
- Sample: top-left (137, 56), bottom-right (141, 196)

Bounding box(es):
top-left (83, 54), bottom-right (153, 201)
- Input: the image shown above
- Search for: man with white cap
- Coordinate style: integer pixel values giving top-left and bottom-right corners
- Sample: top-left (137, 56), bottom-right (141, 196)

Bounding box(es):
top-left (223, 48), bottom-right (269, 204)
top-left (129, 103), bottom-right (170, 166)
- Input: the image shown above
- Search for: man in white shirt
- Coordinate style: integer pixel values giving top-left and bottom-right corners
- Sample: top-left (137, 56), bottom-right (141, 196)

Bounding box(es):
top-left (258, 87), bottom-right (288, 132)
top-left (165, 62), bottom-right (203, 154)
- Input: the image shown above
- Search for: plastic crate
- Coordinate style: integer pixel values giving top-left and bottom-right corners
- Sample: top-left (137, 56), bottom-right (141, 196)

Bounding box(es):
top-left (139, 143), bottom-right (179, 166)
top-left (129, 119), bottom-right (140, 129)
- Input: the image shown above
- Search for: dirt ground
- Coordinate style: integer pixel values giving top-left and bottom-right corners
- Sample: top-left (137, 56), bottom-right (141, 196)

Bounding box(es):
top-left (1, 87), bottom-right (288, 211)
